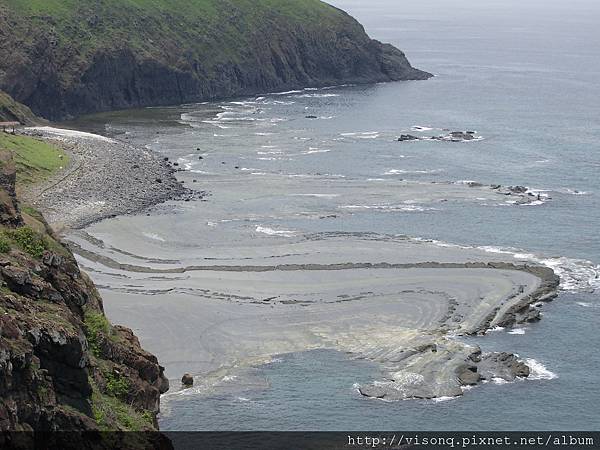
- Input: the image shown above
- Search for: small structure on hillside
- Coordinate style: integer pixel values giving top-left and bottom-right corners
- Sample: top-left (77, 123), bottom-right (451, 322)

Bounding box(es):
top-left (0, 122), bottom-right (21, 133)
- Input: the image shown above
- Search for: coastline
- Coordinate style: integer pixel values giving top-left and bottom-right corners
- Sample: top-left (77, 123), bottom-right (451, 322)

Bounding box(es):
top-left (18, 126), bottom-right (203, 230)
top-left (14, 122), bottom-right (566, 402)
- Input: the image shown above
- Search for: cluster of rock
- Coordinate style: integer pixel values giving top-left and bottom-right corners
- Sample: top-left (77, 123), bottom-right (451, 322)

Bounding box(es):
top-left (0, 152), bottom-right (169, 446)
top-left (398, 131), bottom-right (480, 142)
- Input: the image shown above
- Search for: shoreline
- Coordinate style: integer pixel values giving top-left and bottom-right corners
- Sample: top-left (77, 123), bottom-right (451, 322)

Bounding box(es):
top-left (14, 122), bottom-right (564, 403)
top-left (18, 126), bottom-right (204, 230)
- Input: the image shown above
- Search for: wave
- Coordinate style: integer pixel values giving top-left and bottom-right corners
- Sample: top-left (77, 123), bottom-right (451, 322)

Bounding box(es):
top-left (295, 93), bottom-right (340, 98)
top-left (384, 169), bottom-right (443, 175)
top-left (508, 328), bottom-right (526, 335)
top-left (340, 204), bottom-right (432, 212)
top-left (301, 148), bottom-right (331, 155)
top-left (414, 238), bottom-right (600, 292)
top-left (291, 193), bottom-right (340, 198)
top-left (255, 226), bottom-right (296, 237)
top-left (525, 358), bottom-right (558, 380)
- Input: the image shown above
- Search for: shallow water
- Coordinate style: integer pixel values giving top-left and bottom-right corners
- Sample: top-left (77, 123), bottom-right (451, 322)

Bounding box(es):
top-left (69, 0), bottom-right (600, 431)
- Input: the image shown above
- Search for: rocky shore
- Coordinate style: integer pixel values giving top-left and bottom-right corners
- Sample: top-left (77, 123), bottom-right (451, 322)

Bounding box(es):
top-left (19, 127), bottom-right (203, 230)
top-left (0, 151), bottom-right (169, 444)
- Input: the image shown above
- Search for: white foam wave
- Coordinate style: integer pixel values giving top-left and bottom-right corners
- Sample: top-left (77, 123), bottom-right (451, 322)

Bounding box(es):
top-left (525, 359), bottom-right (558, 380)
top-left (292, 193), bottom-right (340, 198)
top-left (302, 148), bottom-right (331, 155)
top-left (340, 204), bottom-right (431, 212)
top-left (411, 125), bottom-right (434, 131)
top-left (295, 93), bottom-right (339, 98)
top-left (508, 328), bottom-right (526, 335)
top-left (384, 169), bottom-right (443, 175)
top-left (255, 226), bottom-right (296, 237)
top-left (269, 89), bottom-right (303, 95)
top-left (416, 238), bottom-right (599, 292)
top-left (432, 396), bottom-right (459, 403)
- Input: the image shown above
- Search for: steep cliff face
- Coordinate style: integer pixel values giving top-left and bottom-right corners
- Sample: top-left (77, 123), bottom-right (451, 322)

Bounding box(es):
top-left (0, 0), bottom-right (431, 120)
top-left (0, 150), bottom-right (169, 439)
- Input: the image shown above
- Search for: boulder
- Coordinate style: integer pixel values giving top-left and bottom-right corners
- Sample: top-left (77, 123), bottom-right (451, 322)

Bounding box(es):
top-left (181, 373), bottom-right (194, 387)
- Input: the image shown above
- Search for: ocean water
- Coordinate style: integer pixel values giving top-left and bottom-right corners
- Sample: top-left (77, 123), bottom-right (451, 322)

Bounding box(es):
top-left (70, 0), bottom-right (600, 431)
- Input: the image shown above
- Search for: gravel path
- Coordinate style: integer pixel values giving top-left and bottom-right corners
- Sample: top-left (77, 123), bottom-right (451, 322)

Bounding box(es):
top-left (19, 127), bottom-right (201, 230)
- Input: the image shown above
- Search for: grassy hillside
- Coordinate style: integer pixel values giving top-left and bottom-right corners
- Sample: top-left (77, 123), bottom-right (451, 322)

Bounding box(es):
top-left (0, 0), bottom-right (430, 120)
top-left (0, 132), bottom-right (69, 186)
top-left (0, 90), bottom-right (40, 125)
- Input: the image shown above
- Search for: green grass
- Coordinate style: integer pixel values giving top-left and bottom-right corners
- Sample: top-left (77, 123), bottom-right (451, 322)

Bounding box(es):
top-left (3, 0), bottom-right (347, 70)
top-left (0, 133), bottom-right (68, 186)
top-left (2, 226), bottom-right (48, 258)
top-left (92, 389), bottom-right (154, 431)
top-left (105, 371), bottom-right (130, 399)
top-left (0, 235), bottom-right (10, 253)
top-left (84, 311), bottom-right (112, 357)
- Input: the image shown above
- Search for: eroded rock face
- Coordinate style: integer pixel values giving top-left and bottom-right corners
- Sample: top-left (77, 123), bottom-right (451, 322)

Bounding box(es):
top-left (0, 157), bottom-right (168, 439)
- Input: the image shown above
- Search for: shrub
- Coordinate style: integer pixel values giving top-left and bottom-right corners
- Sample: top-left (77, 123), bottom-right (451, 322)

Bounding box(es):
top-left (0, 236), bottom-right (10, 253)
top-left (5, 226), bottom-right (47, 257)
top-left (84, 311), bottom-right (111, 357)
top-left (105, 371), bottom-right (130, 399)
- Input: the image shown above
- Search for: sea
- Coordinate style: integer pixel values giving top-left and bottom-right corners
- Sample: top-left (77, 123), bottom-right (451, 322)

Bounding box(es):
top-left (68, 0), bottom-right (600, 431)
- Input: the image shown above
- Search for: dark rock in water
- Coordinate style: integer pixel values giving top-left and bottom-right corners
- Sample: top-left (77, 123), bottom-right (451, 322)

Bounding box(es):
top-left (449, 131), bottom-right (475, 141)
top-left (457, 363), bottom-right (481, 385)
top-left (479, 352), bottom-right (530, 381)
top-left (155, 178), bottom-right (162, 183)
top-left (181, 373), bottom-right (194, 387)
top-left (508, 185), bottom-right (528, 194)
top-left (305, 115), bottom-right (318, 119)
top-left (398, 134), bottom-right (419, 142)
top-left (358, 385), bottom-right (386, 399)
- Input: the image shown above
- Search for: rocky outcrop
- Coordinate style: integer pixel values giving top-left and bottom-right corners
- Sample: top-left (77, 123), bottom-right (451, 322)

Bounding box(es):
top-left (0, 151), bottom-right (168, 443)
top-left (0, 90), bottom-right (40, 126)
top-left (0, 1), bottom-right (431, 120)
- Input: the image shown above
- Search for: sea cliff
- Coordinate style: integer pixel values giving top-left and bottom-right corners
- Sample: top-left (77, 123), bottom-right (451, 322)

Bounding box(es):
top-left (0, 148), bottom-right (168, 446)
top-left (0, 0), bottom-right (431, 120)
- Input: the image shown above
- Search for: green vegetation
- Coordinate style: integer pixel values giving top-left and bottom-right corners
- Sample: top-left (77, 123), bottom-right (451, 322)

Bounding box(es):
top-left (105, 371), bottom-right (130, 399)
top-left (3, 0), bottom-right (343, 63)
top-left (0, 90), bottom-right (39, 125)
top-left (0, 235), bottom-right (10, 253)
top-left (2, 226), bottom-right (48, 258)
top-left (0, 133), bottom-right (68, 186)
top-left (92, 389), bottom-right (154, 431)
top-left (84, 311), bottom-right (112, 357)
